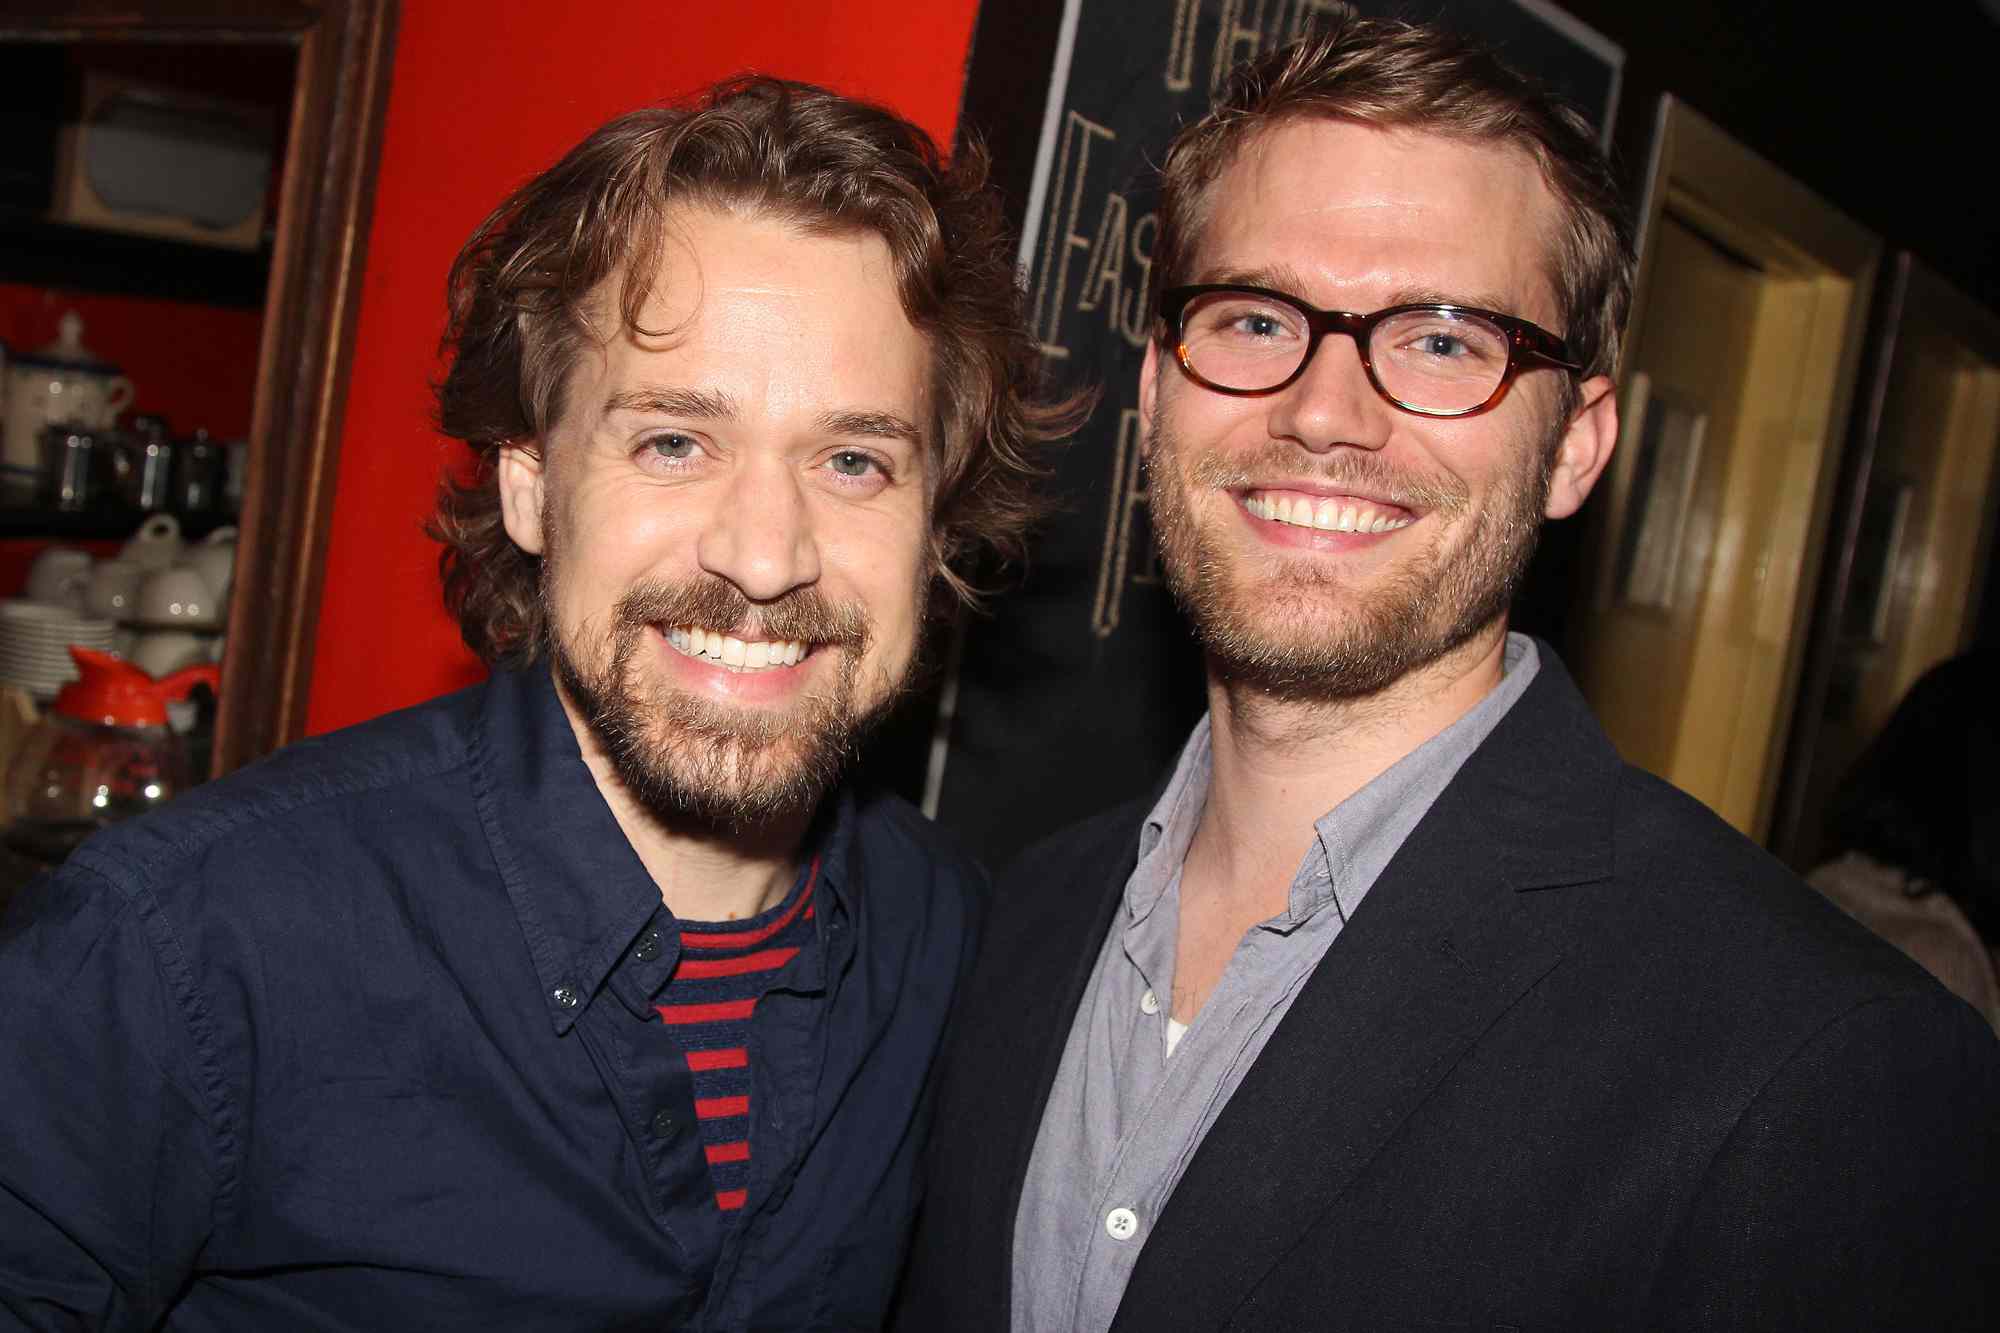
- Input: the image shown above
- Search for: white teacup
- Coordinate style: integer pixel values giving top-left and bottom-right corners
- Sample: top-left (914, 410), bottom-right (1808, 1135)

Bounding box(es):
top-left (24, 546), bottom-right (94, 608)
top-left (185, 535), bottom-right (237, 605)
top-left (130, 630), bottom-right (209, 678)
top-left (84, 559), bottom-right (146, 621)
top-left (135, 565), bottom-right (220, 628)
top-left (120, 513), bottom-right (185, 571)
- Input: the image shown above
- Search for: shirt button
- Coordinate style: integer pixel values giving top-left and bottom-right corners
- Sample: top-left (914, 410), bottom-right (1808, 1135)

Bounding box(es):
top-left (1104, 1207), bottom-right (1140, 1241)
top-left (634, 931), bottom-right (662, 962)
top-left (551, 984), bottom-right (580, 1010)
top-left (1140, 989), bottom-right (1160, 1016)
top-left (650, 1109), bottom-right (675, 1138)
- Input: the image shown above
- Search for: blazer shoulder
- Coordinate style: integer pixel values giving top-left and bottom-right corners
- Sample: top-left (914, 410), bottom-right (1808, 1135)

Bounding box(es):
top-left (1599, 760), bottom-right (1950, 1008)
top-left (1611, 763), bottom-right (1788, 877)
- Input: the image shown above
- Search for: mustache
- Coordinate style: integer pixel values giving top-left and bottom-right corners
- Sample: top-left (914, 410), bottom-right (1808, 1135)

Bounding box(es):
top-left (1177, 440), bottom-right (1469, 514)
top-left (611, 576), bottom-right (870, 650)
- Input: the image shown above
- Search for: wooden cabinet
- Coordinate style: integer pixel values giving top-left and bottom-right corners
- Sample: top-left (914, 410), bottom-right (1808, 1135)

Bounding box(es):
top-left (0, 1), bottom-right (397, 774)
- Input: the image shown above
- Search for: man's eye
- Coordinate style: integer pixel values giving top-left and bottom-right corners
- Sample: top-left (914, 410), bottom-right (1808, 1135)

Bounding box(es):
top-left (1413, 333), bottom-right (1469, 358)
top-left (828, 450), bottom-right (880, 478)
top-left (643, 433), bottom-right (699, 462)
top-left (1211, 306), bottom-right (1296, 340)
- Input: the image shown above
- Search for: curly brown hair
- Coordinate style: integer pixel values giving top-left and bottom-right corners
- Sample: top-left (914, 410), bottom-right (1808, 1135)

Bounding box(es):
top-left (1152, 11), bottom-right (1634, 397)
top-left (430, 76), bottom-right (1082, 668)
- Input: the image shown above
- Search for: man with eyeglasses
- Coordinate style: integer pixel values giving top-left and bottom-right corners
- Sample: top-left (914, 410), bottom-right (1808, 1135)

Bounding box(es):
top-left (896, 12), bottom-right (1998, 1332)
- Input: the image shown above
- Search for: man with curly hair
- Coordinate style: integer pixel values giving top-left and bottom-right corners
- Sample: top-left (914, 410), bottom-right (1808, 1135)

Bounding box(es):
top-left (0, 79), bottom-right (1071, 1330)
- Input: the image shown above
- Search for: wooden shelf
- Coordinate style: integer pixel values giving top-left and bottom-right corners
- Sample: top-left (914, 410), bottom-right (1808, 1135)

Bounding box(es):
top-left (0, 504), bottom-right (237, 542)
top-left (0, 212), bottom-right (269, 309)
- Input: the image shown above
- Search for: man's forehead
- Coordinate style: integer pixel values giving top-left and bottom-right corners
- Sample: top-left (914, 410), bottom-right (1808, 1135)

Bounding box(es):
top-left (1201, 118), bottom-right (1564, 321)
top-left (592, 203), bottom-right (900, 320)
top-left (550, 205), bottom-right (934, 445)
top-left (1227, 117), bottom-right (1548, 202)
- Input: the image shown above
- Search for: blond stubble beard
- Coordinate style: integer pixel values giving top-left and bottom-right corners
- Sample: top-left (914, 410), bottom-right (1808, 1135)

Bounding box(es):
top-left (1143, 405), bottom-right (1559, 705)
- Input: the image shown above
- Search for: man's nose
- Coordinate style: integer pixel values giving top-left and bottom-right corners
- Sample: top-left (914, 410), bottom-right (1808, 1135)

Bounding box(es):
top-left (1264, 332), bottom-right (1395, 454)
top-left (694, 458), bottom-right (822, 602)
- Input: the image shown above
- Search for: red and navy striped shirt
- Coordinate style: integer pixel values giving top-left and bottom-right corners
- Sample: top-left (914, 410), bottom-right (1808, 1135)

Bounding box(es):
top-left (654, 859), bottom-right (819, 1212)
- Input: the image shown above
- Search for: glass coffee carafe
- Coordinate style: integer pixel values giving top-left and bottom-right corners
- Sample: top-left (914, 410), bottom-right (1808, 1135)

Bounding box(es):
top-left (3, 647), bottom-right (219, 866)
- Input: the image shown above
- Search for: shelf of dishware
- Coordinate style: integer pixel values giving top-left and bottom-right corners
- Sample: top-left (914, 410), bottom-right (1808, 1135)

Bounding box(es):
top-left (1, 515), bottom-right (233, 694)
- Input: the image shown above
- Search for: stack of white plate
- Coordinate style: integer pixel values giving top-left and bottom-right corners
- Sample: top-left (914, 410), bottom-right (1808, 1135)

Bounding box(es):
top-left (0, 600), bottom-right (120, 700)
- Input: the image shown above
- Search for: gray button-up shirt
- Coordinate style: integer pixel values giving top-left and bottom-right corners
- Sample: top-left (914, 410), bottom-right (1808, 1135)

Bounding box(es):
top-left (1011, 634), bottom-right (1541, 1333)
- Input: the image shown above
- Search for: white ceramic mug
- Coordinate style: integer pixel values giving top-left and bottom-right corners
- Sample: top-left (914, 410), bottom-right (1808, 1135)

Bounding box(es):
top-left (84, 559), bottom-right (146, 622)
top-left (130, 630), bottom-right (209, 678)
top-left (24, 546), bottom-right (95, 609)
top-left (135, 564), bottom-right (220, 628)
top-left (120, 513), bottom-right (185, 571)
top-left (186, 529), bottom-right (237, 604)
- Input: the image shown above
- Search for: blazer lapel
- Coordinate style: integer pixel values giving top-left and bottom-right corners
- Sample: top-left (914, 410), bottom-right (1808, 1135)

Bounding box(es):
top-left (1111, 653), bottom-right (1621, 1330)
top-left (918, 794), bottom-right (1150, 1327)
top-left (997, 813), bottom-right (1144, 1213)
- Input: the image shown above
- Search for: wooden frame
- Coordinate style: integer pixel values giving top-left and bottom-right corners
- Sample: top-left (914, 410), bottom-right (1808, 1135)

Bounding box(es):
top-left (1768, 253), bottom-right (2000, 864)
top-left (1574, 96), bottom-right (1878, 840)
top-left (2, 0), bottom-right (401, 774)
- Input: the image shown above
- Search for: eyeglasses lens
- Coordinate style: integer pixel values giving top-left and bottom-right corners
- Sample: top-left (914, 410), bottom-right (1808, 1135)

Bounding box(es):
top-left (1178, 290), bottom-right (1512, 414)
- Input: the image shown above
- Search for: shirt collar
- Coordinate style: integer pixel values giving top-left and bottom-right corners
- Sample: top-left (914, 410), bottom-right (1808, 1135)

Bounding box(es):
top-left (1305, 632), bottom-right (1541, 927)
top-left (1127, 714), bottom-right (1214, 926)
top-left (470, 666), bottom-right (859, 1034)
top-left (1129, 633), bottom-right (1542, 933)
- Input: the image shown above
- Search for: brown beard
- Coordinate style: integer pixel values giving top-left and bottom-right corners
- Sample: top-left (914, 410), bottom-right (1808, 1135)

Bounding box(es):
top-left (546, 569), bottom-right (908, 832)
top-left (1144, 411), bottom-right (1557, 704)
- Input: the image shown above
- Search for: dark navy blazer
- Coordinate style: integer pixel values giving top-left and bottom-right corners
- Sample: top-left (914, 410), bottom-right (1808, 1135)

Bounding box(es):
top-left (898, 647), bottom-right (2000, 1331)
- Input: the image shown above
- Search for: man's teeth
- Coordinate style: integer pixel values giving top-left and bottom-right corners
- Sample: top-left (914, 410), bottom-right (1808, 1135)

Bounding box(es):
top-left (665, 626), bottom-right (809, 672)
top-left (1243, 493), bottom-right (1414, 534)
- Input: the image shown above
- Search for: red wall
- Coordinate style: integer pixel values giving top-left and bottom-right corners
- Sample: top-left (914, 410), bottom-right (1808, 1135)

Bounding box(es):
top-left (305, 0), bottom-right (984, 735)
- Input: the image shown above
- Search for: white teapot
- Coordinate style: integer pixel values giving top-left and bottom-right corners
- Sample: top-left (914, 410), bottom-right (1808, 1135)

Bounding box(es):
top-left (2, 312), bottom-right (135, 485)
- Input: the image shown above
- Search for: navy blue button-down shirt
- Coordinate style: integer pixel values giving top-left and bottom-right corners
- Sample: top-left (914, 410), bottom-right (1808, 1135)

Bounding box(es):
top-left (0, 667), bottom-right (983, 1331)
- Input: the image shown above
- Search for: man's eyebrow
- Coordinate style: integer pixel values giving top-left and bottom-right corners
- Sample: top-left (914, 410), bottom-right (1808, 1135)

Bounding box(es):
top-left (599, 388), bottom-right (920, 445)
top-left (1382, 285), bottom-right (1522, 316)
top-left (816, 409), bottom-right (925, 446)
top-left (1203, 263), bottom-right (1318, 297)
top-left (600, 386), bottom-right (740, 422)
top-left (1200, 266), bottom-right (1521, 317)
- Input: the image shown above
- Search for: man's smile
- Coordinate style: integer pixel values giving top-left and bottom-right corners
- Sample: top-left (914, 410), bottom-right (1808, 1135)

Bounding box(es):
top-left (664, 624), bottom-right (813, 674)
top-left (1239, 488), bottom-right (1417, 534)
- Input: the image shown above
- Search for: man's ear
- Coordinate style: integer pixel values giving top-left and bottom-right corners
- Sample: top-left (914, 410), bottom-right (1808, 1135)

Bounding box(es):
top-left (1138, 340), bottom-right (1162, 458)
top-left (496, 440), bottom-right (548, 555)
top-left (1544, 375), bottom-right (1619, 520)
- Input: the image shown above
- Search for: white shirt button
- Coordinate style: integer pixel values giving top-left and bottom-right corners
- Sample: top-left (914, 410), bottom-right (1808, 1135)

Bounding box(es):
top-left (1139, 989), bottom-right (1160, 1016)
top-left (1104, 1207), bottom-right (1140, 1241)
